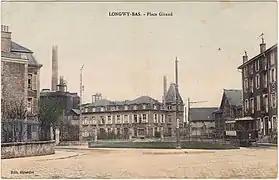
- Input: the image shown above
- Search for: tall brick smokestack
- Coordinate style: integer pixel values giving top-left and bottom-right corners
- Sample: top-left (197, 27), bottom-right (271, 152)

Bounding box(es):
top-left (51, 45), bottom-right (58, 91)
top-left (163, 76), bottom-right (167, 105)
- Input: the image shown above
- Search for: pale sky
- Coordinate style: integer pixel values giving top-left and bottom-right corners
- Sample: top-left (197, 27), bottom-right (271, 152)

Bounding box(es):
top-left (1, 2), bottom-right (278, 107)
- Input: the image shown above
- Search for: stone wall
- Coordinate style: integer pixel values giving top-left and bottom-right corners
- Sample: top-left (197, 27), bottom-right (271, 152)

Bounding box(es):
top-left (1, 140), bottom-right (55, 159)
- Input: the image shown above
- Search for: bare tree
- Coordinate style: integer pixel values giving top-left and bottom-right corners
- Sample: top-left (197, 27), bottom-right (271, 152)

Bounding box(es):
top-left (1, 98), bottom-right (28, 142)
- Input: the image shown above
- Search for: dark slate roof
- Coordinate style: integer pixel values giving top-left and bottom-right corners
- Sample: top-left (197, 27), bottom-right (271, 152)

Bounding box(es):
top-left (224, 89), bottom-right (242, 107)
top-left (129, 96), bottom-right (160, 105)
top-left (84, 96), bottom-right (161, 107)
top-left (71, 109), bottom-right (80, 115)
top-left (1, 51), bottom-right (23, 59)
top-left (165, 83), bottom-right (183, 104)
top-left (189, 107), bottom-right (218, 121)
top-left (11, 41), bottom-right (33, 53)
top-left (1, 41), bottom-right (42, 67)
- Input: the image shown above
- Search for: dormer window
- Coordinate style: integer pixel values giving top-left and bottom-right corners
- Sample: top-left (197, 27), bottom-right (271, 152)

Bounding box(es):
top-left (92, 107), bottom-right (96, 112)
top-left (124, 106), bottom-right (128, 110)
top-left (133, 105), bottom-right (137, 110)
top-left (154, 105), bottom-right (157, 110)
top-left (142, 105), bottom-right (146, 109)
top-left (85, 107), bottom-right (88, 112)
top-left (116, 106), bottom-right (119, 111)
top-left (100, 107), bottom-right (104, 112)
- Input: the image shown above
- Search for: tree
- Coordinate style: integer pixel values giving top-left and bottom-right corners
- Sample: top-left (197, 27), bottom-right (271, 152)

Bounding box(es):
top-left (1, 98), bottom-right (28, 142)
top-left (37, 98), bottom-right (63, 140)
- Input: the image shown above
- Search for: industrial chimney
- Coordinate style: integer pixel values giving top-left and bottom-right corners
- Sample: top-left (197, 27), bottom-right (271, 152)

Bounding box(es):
top-left (163, 76), bottom-right (167, 105)
top-left (51, 45), bottom-right (58, 91)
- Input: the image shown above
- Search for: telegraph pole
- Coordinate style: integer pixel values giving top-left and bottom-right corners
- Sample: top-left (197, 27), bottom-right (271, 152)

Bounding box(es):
top-left (175, 56), bottom-right (181, 149)
top-left (79, 65), bottom-right (84, 142)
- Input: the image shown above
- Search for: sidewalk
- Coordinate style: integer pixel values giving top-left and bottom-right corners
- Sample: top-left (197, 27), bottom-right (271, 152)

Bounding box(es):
top-left (2, 150), bottom-right (81, 162)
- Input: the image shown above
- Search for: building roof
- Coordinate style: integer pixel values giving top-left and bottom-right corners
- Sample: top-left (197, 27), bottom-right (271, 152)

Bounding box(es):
top-left (238, 44), bottom-right (277, 69)
top-left (11, 41), bottom-right (33, 53)
top-left (165, 83), bottom-right (183, 104)
top-left (84, 95), bottom-right (161, 107)
top-left (223, 89), bottom-right (242, 107)
top-left (1, 41), bottom-right (42, 67)
top-left (189, 107), bottom-right (218, 121)
top-left (71, 109), bottom-right (80, 115)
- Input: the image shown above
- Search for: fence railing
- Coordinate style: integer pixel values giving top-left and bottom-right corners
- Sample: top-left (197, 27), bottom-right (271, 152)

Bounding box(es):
top-left (1, 119), bottom-right (51, 143)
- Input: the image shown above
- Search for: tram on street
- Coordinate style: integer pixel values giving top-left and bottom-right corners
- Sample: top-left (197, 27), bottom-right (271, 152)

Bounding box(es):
top-left (225, 117), bottom-right (258, 146)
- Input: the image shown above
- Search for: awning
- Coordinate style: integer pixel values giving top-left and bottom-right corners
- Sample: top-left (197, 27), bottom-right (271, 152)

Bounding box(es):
top-left (235, 117), bottom-right (254, 121)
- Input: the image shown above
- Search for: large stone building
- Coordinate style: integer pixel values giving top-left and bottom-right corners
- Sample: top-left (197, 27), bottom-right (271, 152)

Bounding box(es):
top-left (189, 107), bottom-right (217, 138)
top-left (79, 83), bottom-right (184, 141)
top-left (237, 39), bottom-right (277, 139)
top-left (1, 25), bottom-right (42, 142)
top-left (1, 25), bottom-right (42, 118)
top-left (213, 89), bottom-right (243, 138)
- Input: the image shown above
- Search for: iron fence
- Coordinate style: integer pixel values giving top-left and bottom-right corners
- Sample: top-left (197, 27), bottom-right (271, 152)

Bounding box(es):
top-left (1, 119), bottom-right (51, 143)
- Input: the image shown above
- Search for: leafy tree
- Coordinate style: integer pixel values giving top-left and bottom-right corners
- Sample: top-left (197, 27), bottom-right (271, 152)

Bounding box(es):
top-left (37, 98), bottom-right (63, 140)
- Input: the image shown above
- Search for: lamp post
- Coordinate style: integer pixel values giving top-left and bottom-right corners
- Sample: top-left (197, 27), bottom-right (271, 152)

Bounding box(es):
top-left (79, 65), bottom-right (84, 142)
top-left (175, 57), bottom-right (181, 149)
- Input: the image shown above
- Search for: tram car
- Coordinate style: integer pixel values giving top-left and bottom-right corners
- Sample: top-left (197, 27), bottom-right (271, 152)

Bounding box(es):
top-left (225, 117), bottom-right (258, 146)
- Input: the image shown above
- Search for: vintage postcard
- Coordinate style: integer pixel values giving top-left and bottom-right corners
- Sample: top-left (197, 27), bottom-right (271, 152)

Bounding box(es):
top-left (1, 0), bottom-right (278, 179)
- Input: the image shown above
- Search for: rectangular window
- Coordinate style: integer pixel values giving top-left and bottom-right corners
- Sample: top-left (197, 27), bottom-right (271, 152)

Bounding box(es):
top-left (124, 106), bottom-right (128, 110)
top-left (264, 72), bottom-right (268, 88)
top-left (255, 74), bottom-right (260, 89)
top-left (91, 116), bottom-right (96, 124)
top-left (249, 64), bottom-right (254, 74)
top-left (116, 115), bottom-right (121, 124)
top-left (124, 115), bottom-right (129, 124)
top-left (168, 115), bottom-right (172, 123)
top-left (255, 60), bottom-right (259, 72)
top-left (154, 114), bottom-right (158, 123)
top-left (32, 74), bottom-right (37, 90)
top-left (142, 114), bottom-right (147, 122)
top-left (153, 105), bottom-right (157, 110)
top-left (27, 98), bottom-right (32, 113)
top-left (270, 68), bottom-right (276, 82)
top-left (100, 107), bottom-right (104, 112)
top-left (263, 94), bottom-right (268, 112)
top-left (244, 78), bottom-right (248, 92)
top-left (249, 77), bottom-right (254, 92)
top-left (270, 51), bottom-right (275, 66)
top-left (245, 99), bottom-right (249, 112)
top-left (133, 114), bottom-right (138, 123)
top-left (272, 116), bottom-right (277, 130)
top-left (28, 74), bottom-right (32, 89)
top-left (243, 67), bottom-right (248, 77)
top-left (107, 116), bottom-right (112, 124)
top-left (161, 114), bottom-right (165, 123)
top-left (133, 105), bottom-right (137, 110)
top-left (257, 95), bottom-right (261, 111)
top-left (92, 107), bottom-right (96, 112)
top-left (271, 93), bottom-right (276, 108)
top-left (100, 116), bottom-right (105, 124)
top-left (250, 98), bottom-right (254, 114)
top-left (142, 105), bottom-right (146, 109)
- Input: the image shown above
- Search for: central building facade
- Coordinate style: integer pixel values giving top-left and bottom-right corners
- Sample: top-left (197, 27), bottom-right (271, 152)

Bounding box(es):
top-left (79, 83), bottom-right (184, 141)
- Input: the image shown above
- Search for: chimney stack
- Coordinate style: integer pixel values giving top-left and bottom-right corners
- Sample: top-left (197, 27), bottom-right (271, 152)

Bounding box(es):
top-left (243, 51), bottom-right (248, 63)
top-left (163, 76), bottom-right (167, 104)
top-left (51, 45), bottom-right (58, 91)
top-left (260, 37), bottom-right (266, 53)
top-left (1, 25), bottom-right (11, 52)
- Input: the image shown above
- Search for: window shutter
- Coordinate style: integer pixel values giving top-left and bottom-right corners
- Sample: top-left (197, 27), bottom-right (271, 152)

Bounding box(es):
top-left (32, 74), bottom-right (37, 90)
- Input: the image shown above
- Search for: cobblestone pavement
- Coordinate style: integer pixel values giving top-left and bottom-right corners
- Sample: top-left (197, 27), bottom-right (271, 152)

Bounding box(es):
top-left (1, 147), bottom-right (278, 179)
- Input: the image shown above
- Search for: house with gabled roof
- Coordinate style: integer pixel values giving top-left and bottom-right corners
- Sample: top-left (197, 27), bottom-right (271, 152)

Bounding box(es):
top-left (189, 107), bottom-right (218, 138)
top-left (213, 89), bottom-right (243, 138)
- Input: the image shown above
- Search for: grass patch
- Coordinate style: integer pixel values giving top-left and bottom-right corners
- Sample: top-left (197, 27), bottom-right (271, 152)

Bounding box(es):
top-left (88, 141), bottom-right (239, 150)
